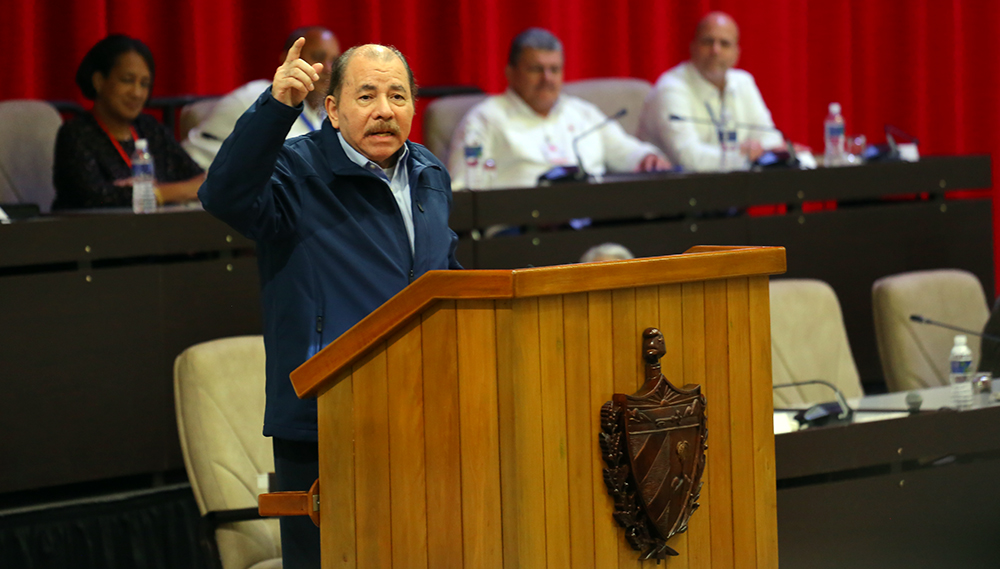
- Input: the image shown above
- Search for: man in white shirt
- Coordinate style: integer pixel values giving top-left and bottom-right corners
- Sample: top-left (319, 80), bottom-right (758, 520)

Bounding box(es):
top-left (637, 12), bottom-right (784, 172)
top-left (182, 26), bottom-right (340, 169)
top-left (448, 28), bottom-right (669, 190)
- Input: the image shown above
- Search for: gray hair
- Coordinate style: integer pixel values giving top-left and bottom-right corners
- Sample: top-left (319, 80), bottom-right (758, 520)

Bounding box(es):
top-left (580, 243), bottom-right (635, 263)
top-left (328, 44), bottom-right (417, 100)
top-left (507, 28), bottom-right (563, 67)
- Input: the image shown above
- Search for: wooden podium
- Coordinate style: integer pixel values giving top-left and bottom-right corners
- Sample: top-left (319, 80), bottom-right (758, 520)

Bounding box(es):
top-left (284, 245), bottom-right (785, 569)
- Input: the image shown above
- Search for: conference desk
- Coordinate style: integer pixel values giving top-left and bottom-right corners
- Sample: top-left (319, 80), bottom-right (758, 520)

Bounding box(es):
top-left (776, 386), bottom-right (1000, 568)
top-left (0, 156), bottom-right (991, 499)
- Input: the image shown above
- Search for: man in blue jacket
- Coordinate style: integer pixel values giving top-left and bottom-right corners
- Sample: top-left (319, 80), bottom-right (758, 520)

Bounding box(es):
top-left (199, 39), bottom-right (461, 567)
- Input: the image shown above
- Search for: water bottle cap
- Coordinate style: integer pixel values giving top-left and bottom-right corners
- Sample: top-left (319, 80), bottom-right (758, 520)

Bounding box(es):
top-left (828, 102), bottom-right (841, 115)
top-left (135, 138), bottom-right (149, 151)
top-left (955, 334), bottom-right (968, 346)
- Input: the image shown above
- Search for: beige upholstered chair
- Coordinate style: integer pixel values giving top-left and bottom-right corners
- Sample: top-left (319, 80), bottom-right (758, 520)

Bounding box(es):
top-left (422, 93), bottom-right (487, 161)
top-left (872, 269), bottom-right (990, 392)
top-left (174, 336), bottom-right (281, 569)
top-left (0, 100), bottom-right (62, 213)
top-left (179, 97), bottom-right (221, 143)
top-left (562, 77), bottom-right (652, 137)
top-left (769, 279), bottom-right (864, 407)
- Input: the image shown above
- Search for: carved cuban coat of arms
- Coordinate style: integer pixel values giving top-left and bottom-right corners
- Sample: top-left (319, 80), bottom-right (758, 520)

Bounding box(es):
top-left (600, 327), bottom-right (708, 560)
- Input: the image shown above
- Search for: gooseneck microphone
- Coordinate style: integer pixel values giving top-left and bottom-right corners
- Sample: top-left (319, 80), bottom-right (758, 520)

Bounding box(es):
top-left (909, 314), bottom-right (1000, 343)
top-left (538, 108), bottom-right (628, 185)
top-left (773, 380), bottom-right (853, 423)
top-left (572, 108), bottom-right (628, 178)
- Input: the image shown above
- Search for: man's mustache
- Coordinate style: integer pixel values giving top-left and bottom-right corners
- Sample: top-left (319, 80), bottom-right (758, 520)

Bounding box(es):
top-left (365, 121), bottom-right (400, 136)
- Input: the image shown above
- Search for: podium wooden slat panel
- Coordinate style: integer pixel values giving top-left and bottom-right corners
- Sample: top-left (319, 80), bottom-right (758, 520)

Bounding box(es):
top-left (705, 280), bottom-right (736, 569)
top-left (563, 293), bottom-right (596, 569)
top-left (587, 291), bottom-right (618, 568)
top-left (611, 288), bottom-right (643, 569)
top-left (318, 370), bottom-right (356, 569)
top-left (352, 350), bottom-right (392, 569)
top-left (749, 276), bottom-right (779, 569)
top-left (682, 282), bottom-right (711, 569)
top-left (498, 298), bottom-right (547, 569)
top-left (658, 283), bottom-right (689, 564)
top-left (386, 321), bottom-right (428, 569)
top-left (421, 302), bottom-right (464, 569)
top-left (687, 286), bottom-right (713, 568)
top-left (538, 295), bottom-right (571, 569)
top-left (455, 300), bottom-right (503, 569)
top-left (727, 278), bottom-right (757, 569)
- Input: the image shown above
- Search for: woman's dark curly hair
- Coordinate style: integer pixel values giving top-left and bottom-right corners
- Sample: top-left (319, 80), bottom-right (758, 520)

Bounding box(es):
top-left (74, 34), bottom-right (155, 100)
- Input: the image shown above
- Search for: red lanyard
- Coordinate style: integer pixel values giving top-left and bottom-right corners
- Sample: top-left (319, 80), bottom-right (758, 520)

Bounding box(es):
top-left (94, 116), bottom-right (139, 169)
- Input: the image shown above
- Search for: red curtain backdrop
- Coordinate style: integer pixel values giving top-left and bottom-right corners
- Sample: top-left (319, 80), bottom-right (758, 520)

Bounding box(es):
top-left (2, 0), bottom-right (998, 286)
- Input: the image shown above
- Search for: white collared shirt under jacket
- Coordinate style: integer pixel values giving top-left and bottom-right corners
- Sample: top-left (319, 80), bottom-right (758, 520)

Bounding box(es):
top-left (448, 89), bottom-right (663, 190)
top-left (637, 61), bottom-right (783, 173)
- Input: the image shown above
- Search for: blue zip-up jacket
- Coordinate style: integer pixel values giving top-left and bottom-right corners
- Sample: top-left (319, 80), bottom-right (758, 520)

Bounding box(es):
top-left (199, 89), bottom-right (461, 440)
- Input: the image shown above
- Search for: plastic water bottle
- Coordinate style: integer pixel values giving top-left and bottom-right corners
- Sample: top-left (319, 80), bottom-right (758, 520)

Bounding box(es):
top-left (949, 334), bottom-right (974, 408)
top-left (131, 139), bottom-right (157, 213)
top-left (823, 102), bottom-right (846, 167)
top-left (719, 109), bottom-right (740, 171)
top-left (464, 141), bottom-right (483, 189)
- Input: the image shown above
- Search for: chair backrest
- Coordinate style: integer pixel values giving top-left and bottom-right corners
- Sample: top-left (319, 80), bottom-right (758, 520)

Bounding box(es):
top-left (562, 77), bottom-right (652, 137)
top-left (179, 97), bottom-right (220, 142)
top-left (422, 93), bottom-right (488, 161)
top-left (872, 269), bottom-right (990, 391)
top-left (0, 100), bottom-right (62, 213)
top-left (174, 335), bottom-right (280, 569)
top-left (769, 278), bottom-right (864, 407)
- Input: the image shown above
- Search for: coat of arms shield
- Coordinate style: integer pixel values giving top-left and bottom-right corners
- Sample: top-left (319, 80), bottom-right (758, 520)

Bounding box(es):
top-left (600, 327), bottom-right (708, 560)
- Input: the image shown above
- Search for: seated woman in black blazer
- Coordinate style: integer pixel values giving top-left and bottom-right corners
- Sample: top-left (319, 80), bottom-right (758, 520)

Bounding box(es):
top-left (53, 34), bottom-right (204, 210)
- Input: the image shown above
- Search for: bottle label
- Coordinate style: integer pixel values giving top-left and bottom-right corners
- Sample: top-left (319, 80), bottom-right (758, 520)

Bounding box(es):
top-left (825, 124), bottom-right (845, 137)
top-left (951, 360), bottom-right (972, 375)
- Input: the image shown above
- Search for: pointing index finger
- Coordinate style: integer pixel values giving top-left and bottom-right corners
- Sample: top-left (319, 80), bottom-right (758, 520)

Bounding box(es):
top-left (284, 37), bottom-right (305, 65)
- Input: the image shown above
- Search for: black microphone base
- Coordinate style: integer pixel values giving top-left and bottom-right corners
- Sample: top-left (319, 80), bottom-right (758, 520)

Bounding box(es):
top-left (538, 165), bottom-right (590, 186)
top-left (794, 402), bottom-right (854, 429)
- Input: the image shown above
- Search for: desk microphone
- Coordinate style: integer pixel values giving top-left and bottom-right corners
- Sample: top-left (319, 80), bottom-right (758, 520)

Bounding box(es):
top-left (538, 108), bottom-right (627, 185)
top-left (773, 379), bottom-right (853, 428)
top-left (668, 114), bottom-right (798, 168)
top-left (908, 314), bottom-right (1000, 343)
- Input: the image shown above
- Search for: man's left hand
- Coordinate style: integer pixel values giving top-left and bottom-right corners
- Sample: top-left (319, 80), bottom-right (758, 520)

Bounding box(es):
top-left (637, 153), bottom-right (672, 172)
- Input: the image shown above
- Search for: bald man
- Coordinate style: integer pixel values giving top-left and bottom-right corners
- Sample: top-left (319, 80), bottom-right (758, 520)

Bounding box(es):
top-left (183, 26), bottom-right (340, 169)
top-left (200, 41), bottom-right (461, 566)
top-left (638, 12), bottom-right (783, 172)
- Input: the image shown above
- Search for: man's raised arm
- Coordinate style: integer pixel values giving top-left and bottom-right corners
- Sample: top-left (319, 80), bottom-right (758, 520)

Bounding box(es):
top-left (198, 37), bottom-right (325, 238)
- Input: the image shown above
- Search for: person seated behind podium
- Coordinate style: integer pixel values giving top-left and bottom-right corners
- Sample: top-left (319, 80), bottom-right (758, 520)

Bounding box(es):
top-left (53, 35), bottom-right (204, 210)
top-left (580, 242), bottom-right (635, 263)
top-left (447, 28), bottom-right (669, 190)
top-left (637, 12), bottom-right (784, 172)
top-left (182, 26), bottom-right (340, 169)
